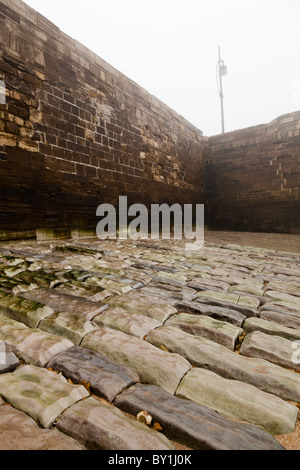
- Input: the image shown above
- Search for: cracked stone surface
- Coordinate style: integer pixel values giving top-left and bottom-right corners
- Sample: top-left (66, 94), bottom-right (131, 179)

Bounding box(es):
top-left (0, 232), bottom-right (299, 449)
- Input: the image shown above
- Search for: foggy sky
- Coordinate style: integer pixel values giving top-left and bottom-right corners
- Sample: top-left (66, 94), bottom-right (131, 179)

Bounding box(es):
top-left (24, 0), bottom-right (300, 136)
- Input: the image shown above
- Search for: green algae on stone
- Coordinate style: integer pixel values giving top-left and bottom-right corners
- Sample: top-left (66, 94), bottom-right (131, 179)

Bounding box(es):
top-left (0, 365), bottom-right (89, 428)
top-left (39, 312), bottom-right (99, 345)
top-left (0, 290), bottom-right (54, 328)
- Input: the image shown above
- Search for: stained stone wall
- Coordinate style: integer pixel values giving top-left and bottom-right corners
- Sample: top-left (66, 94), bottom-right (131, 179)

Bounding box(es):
top-left (0, 0), bottom-right (206, 238)
top-left (0, 0), bottom-right (299, 240)
top-left (205, 112), bottom-right (300, 234)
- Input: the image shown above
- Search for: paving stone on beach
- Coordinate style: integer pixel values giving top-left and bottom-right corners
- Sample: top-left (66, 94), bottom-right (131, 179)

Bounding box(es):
top-left (175, 300), bottom-right (246, 326)
top-left (0, 314), bottom-right (74, 367)
top-left (106, 293), bottom-right (177, 323)
top-left (0, 405), bottom-right (85, 450)
top-left (0, 365), bottom-right (89, 428)
top-left (240, 331), bottom-right (300, 371)
top-left (20, 287), bottom-right (107, 320)
top-left (39, 312), bottom-right (99, 345)
top-left (165, 313), bottom-right (243, 350)
top-left (175, 368), bottom-right (298, 435)
top-left (141, 282), bottom-right (196, 304)
top-left (93, 308), bottom-right (161, 339)
top-left (48, 346), bottom-right (139, 403)
top-left (145, 325), bottom-right (300, 402)
top-left (0, 290), bottom-right (54, 328)
top-left (243, 317), bottom-right (300, 342)
top-left (81, 328), bottom-right (191, 394)
top-left (114, 383), bottom-right (285, 450)
top-left (56, 396), bottom-right (175, 450)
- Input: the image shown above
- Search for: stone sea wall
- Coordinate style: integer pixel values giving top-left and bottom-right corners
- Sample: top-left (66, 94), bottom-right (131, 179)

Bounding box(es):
top-left (0, 0), bottom-right (205, 239)
top-left (205, 112), bottom-right (300, 233)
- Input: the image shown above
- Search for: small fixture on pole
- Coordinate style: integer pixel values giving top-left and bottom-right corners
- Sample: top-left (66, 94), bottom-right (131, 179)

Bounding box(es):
top-left (217, 45), bottom-right (227, 134)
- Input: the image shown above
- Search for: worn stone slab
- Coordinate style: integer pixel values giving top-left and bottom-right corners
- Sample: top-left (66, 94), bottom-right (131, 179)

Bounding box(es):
top-left (48, 346), bottom-right (139, 403)
top-left (175, 368), bottom-right (298, 435)
top-left (165, 313), bottom-right (243, 350)
top-left (86, 277), bottom-right (132, 295)
top-left (20, 287), bottom-right (107, 320)
top-left (175, 300), bottom-right (246, 326)
top-left (240, 331), bottom-right (300, 371)
top-left (106, 293), bottom-right (177, 323)
top-left (244, 317), bottom-right (300, 342)
top-left (187, 278), bottom-right (231, 292)
top-left (93, 308), bottom-right (161, 339)
top-left (56, 396), bottom-right (174, 450)
top-left (0, 290), bottom-right (54, 328)
top-left (260, 309), bottom-right (300, 329)
top-left (264, 290), bottom-right (300, 306)
top-left (114, 383), bottom-right (285, 449)
top-left (0, 365), bottom-right (89, 428)
top-left (0, 342), bottom-right (20, 373)
top-left (194, 290), bottom-right (259, 317)
top-left (141, 282), bottom-right (196, 304)
top-left (54, 280), bottom-right (111, 302)
top-left (0, 314), bottom-right (74, 367)
top-left (0, 405), bottom-right (85, 450)
top-left (229, 283), bottom-right (265, 297)
top-left (81, 328), bottom-right (191, 394)
top-left (39, 312), bottom-right (98, 345)
top-left (145, 325), bottom-right (300, 402)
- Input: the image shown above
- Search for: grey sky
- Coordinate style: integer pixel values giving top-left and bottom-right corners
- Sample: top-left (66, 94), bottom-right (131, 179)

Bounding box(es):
top-left (24, 0), bottom-right (300, 136)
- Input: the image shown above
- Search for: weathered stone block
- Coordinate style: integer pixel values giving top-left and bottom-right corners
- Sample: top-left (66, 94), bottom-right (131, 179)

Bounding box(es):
top-left (81, 328), bottom-right (191, 394)
top-left (176, 368), bottom-right (298, 435)
top-left (145, 325), bottom-right (300, 402)
top-left (240, 331), bottom-right (300, 371)
top-left (0, 365), bottom-right (89, 428)
top-left (93, 307), bottom-right (161, 339)
top-left (48, 346), bottom-right (139, 403)
top-left (165, 313), bottom-right (243, 350)
top-left (0, 405), bottom-right (85, 450)
top-left (56, 396), bottom-right (174, 450)
top-left (114, 384), bottom-right (285, 450)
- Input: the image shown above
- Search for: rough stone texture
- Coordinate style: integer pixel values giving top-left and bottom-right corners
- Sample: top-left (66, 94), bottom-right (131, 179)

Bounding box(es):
top-left (176, 299), bottom-right (246, 326)
top-left (146, 325), bottom-right (300, 402)
top-left (205, 113), bottom-right (300, 233)
top-left (0, 405), bottom-right (85, 450)
top-left (106, 293), bottom-right (177, 323)
top-left (56, 396), bottom-right (175, 450)
top-left (0, 0), bottom-right (204, 235)
top-left (81, 327), bottom-right (191, 394)
top-left (0, 290), bottom-right (54, 328)
top-left (0, 345), bottom-right (20, 373)
top-left (48, 346), bottom-right (139, 403)
top-left (165, 313), bottom-right (243, 350)
top-left (176, 368), bottom-right (298, 435)
top-left (0, 314), bottom-right (74, 366)
top-left (20, 288), bottom-right (107, 320)
top-left (244, 317), bottom-right (300, 342)
top-left (0, 365), bottom-right (89, 428)
top-left (0, 233), bottom-right (300, 449)
top-left (93, 307), bottom-right (161, 339)
top-left (240, 331), bottom-right (300, 371)
top-left (114, 384), bottom-right (285, 450)
top-left (39, 311), bottom-right (99, 345)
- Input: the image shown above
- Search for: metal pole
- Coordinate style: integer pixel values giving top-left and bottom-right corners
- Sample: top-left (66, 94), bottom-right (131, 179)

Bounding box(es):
top-left (218, 45), bottom-right (225, 134)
